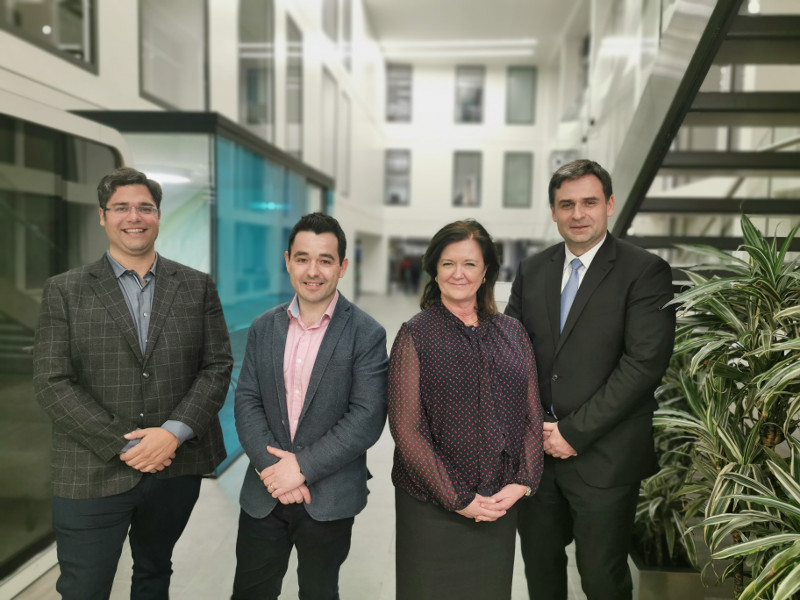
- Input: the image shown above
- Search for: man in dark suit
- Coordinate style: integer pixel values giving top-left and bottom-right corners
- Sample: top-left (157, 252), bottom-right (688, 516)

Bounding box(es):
top-left (506, 160), bottom-right (675, 599)
top-left (231, 213), bottom-right (388, 600)
top-left (33, 167), bottom-right (232, 599)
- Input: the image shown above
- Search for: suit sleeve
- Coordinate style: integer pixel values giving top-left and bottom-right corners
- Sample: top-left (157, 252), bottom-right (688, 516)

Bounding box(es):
top-left (505, 262), bottom-right (524, 320)
top-left (234, 320), bottom-right (283, 472)
top-left (294, 319), bottom-right (388, 485)
top-left (33, 278), bottom-right (138, 461)
top-left (166, 275), bottom-right (233, 437)
top-left (387, 323), bottom-right (474, 511)
top-left (558, 258), bottom-right (676, 453)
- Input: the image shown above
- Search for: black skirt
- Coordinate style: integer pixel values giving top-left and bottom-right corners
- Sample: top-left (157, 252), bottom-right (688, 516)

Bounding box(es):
top-left (395, 487), bottom-right (518, 600)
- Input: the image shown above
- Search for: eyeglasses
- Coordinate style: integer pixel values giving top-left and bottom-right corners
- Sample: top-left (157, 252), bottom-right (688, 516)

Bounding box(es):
top-left (103, 205), bottom-right (159, 216)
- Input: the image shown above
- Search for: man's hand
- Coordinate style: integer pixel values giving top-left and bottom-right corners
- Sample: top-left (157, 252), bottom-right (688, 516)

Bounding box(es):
top-left (456, 495), bottom-right (507, 522)
top-left (120, 427), bottom-right (179, 472)
top-left (543, 422), bottom-right (578, 459)
top-left (260, 446), bottom-right (306, 497)
top-left (276, 484), bottom-right (312, 505)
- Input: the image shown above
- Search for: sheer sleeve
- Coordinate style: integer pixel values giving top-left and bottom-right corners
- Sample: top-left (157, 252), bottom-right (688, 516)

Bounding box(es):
top-left (515, 326), bottom-right (544, 493)
top-left (388, 323), bottom-right (474, 511)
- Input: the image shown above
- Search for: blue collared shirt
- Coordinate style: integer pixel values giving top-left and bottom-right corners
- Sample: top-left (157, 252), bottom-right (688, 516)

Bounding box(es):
top-left (106, 252), bottom-right (195, 451)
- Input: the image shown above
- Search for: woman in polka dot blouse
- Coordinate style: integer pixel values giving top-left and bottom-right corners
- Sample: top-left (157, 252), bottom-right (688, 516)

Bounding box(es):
top-left (389, 219), bottom-right (544, 600)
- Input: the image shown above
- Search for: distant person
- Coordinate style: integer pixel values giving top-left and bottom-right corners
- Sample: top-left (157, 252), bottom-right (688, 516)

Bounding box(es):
top-left (389, 219), bottom-right (543, 600)
top-left (232, 213), bottom-right (388, 600)
top-left (33, 166), bottom-right (233, 599)
top-left (506, 159), bottom-right (675, 599)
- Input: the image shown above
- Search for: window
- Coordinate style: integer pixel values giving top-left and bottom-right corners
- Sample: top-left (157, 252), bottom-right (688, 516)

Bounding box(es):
top-left (322, 0), bottom-right (338, 41)
top-left (452, 152), bottom-right (481, 206)
top-left (339, 94), bottom-right (351, 196)
top-left (386, 64), bottom-right (412, 122)
top-left (238, 0), bottom-right (274, 141)
top-left (385, 150), bottom-right (410, 206)
top-left (454, 66), bottom-right (484, 124)
top-left (321, 69), bottom-right (337, 178)
top-left (286, 16), bottom-right (303, 159)
top-left (0, 0), bottom-right (95, 67)
top-left (506, 66), bottom-right (537, 124)
top-left (503, 153), bottom-right (533, 207)
top-left (140, 0), bottom-right (206, 110)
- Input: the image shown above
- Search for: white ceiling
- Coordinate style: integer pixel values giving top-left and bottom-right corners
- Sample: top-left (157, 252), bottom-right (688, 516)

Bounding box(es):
top-left (361, 0), bottom-right (582, 64)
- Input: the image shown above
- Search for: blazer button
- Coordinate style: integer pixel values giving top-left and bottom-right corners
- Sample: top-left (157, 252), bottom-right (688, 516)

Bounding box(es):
top-left (551, 374), bottom-right (559, 381)
top-left (142, 372), bottom-right (149, 378)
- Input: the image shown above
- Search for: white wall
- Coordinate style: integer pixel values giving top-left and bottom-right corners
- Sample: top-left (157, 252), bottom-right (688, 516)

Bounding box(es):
top-left (383, 62), bottom-right (555, 245)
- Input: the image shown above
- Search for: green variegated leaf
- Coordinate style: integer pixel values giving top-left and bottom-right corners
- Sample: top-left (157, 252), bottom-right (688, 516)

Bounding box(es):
top-left (711, 533), bottom-right (800, 558)
top-left (767, 460), bottom-right (800, 507)
top-left (774, 559), bottom-right (800, 600)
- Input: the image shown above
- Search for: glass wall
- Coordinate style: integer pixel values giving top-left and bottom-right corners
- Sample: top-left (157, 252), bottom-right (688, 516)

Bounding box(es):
top-left (140, 0), bottom-right (206, 110)
top-left (0, 0), bottom-right (95, 66)
top-left (0, 114), bottom-right (119, 579)
top-left (215, 137), bottom-right (307, 465)
top-left (238, 0), bottom-right (274, 141)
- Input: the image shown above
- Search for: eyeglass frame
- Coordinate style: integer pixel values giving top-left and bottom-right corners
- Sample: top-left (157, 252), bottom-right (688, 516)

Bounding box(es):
top-left (102, 204), bottom-right (160, 216)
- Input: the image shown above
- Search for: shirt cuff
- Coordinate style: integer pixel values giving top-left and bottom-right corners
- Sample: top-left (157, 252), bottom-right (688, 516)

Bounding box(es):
top-left (118, 422), bottom-right (195, 454)
top-left (162, 420), bottom-right (195, 445)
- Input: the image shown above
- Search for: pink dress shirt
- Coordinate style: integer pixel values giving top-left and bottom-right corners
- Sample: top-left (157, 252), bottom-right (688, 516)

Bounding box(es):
top-left (283, 291), bottom-right (339, 439)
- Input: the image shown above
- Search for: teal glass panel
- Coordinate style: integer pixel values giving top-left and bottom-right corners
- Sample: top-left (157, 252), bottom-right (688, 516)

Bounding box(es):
top-left (215, 136), bottom-right (307, 469)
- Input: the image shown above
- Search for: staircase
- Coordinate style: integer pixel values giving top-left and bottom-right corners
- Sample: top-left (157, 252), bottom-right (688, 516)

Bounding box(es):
top-left (612, 8), bottom-right (800, 254)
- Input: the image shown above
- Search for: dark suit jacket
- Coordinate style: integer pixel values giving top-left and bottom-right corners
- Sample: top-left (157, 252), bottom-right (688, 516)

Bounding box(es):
top-left (33, 255), bottom-right (233, 499)
top-left (506, 235), bottom-right (675, 487)
top-left (235, 294), bottom-right (388, 522)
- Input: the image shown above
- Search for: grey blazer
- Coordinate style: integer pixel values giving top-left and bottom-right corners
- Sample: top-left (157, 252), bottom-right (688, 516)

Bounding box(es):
top-left (235, 294), bottom-right (388, 522)
top-left (33, 255), bottom-right (233, 499)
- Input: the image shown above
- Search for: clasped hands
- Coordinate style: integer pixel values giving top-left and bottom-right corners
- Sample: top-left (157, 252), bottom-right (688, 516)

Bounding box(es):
top-left (119, 427), bottom-right (178, 473)
top-left (456, 484), bottom-right (528, 523)
top-left (260, 446), bottom-right (311, 505)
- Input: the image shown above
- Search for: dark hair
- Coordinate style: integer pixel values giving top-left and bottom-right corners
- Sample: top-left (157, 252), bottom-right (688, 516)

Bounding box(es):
top-left (97, 167), bottom-right (163, 209)
top-left (287, 212), bottom-right (347, 263)
top-left (548, 159), bottom-right (613, 206)
top-left (420, 220), bottom-right (499, 317)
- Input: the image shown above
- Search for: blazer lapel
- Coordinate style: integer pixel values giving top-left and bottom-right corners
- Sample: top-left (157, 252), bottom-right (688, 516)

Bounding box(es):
top-left (272, 309), bottom-right (291, 436)
top-left (88, 257), bottom-right (143, 363)
top-left (546, 245), bottom-right (565, 349)
top-left (144, 261), bottom-right (179, 364)
top-left (556, 236), bottom-right (616, 354)
top-left (298, 297), bottom-right (352, 425)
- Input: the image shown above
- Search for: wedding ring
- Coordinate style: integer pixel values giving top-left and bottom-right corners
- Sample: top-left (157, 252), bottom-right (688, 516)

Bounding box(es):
top-left (268, 483), bottom-right (274, 492)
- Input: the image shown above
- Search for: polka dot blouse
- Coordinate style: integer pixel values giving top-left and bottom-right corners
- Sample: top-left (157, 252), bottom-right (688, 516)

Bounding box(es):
top-left (388, 303), bottom-right (544, 512)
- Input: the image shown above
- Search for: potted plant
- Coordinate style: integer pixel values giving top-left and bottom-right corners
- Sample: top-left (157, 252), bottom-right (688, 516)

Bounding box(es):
top-left (632, 215), bottom-right (800, 597)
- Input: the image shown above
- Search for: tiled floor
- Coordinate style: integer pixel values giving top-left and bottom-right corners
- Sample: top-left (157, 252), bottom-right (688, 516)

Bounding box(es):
top-left (12, 292), bottom-right (587, 600)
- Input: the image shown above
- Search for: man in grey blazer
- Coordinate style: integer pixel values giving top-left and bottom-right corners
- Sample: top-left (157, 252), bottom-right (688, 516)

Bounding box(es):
top-left (33, 167), bottom-right (232, 600)
top-left (232, 213), bottom-right (388, 600)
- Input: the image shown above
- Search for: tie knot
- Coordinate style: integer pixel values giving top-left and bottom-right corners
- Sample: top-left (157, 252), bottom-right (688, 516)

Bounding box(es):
top-left (570, 258), bottom-right (582, 271)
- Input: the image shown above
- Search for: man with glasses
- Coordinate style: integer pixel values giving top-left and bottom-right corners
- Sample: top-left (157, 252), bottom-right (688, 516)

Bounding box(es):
top-left (33, 166), bottom-right (233, 599)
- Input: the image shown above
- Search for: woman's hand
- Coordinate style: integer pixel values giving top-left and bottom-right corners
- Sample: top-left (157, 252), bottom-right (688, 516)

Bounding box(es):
top-left (489, 484), bottom-right (529, 511)
top-left (456, 494), bottom-right (508, 522)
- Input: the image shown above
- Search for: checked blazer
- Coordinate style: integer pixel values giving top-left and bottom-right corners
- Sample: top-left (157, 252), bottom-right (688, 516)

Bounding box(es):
top-left (33, 255), bottom-right (233, 500)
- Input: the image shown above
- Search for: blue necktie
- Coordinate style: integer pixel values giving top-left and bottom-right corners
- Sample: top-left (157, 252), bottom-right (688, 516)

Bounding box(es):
top-left (560, 258), bottom-right (582, 332)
